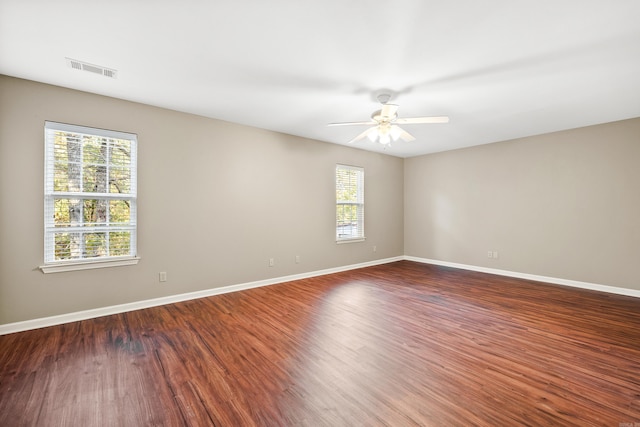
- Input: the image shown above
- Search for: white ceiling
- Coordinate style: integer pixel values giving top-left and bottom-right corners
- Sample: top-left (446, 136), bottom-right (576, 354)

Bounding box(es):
top-left (2, 1), bottom-right (640, 158)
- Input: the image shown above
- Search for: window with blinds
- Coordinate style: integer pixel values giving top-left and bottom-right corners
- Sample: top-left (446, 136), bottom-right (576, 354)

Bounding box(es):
top-left (336, 164), bottom-right (364, 242)
top-left (44, 122), bottom-right (137, 265)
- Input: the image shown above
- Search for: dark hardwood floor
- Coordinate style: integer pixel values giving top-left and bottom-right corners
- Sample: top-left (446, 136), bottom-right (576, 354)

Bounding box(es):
top-left (1, 261), bottom-right (639, 426)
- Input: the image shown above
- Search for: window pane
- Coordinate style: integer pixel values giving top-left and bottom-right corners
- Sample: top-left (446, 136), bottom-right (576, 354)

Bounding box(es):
top-left (54, 233), bottom-right (72, 260)
top-left (54, 134), bottom-right (80, 164)
top-left (53, 163), bottom-right (70, 192)
top-left (54, 231), bottom-right (82, 260)
top-left (110, 140), bottom-right (131, 166)
top-left (54, 198), bottom-right (82, 227)
top-left (337, 170), bottom-right (360, 202)
top-left (54, 199), bottom-right (71, 226)
top-left (83, 165), bottom-right (108, 193)
top-left (110, 200), bottom-right (130, 223)
top-left (57, 135), bottom-right (83, 193)
top-left (109, 167), bottom-right (131, 194)
top-left (83, 199), bottom-right (108, 225)
top-left (82, 136), bottom-right (108, 165)
top-left (337, 205), bottom-right (361, 238)
top-left (84, 232), bottom-right (107, 257)
top-left (110, 232), bottom-right (131, 256)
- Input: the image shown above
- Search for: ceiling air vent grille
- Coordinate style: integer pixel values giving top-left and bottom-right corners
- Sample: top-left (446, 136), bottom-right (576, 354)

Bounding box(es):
top-left (66, 58), bottom-right (118, 79)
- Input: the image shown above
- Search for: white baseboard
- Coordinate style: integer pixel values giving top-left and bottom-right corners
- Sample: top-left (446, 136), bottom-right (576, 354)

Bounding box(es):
top-left (0, 256), bottom-right (403, 335)
top-left (404, 256), bottom-right (640, 299)
top-left (2, 255), bottom-right (637, 335)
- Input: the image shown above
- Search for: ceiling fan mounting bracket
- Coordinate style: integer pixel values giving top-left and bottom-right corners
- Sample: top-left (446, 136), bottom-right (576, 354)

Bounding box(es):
top-left (376, 93), bottom-right (392, 105)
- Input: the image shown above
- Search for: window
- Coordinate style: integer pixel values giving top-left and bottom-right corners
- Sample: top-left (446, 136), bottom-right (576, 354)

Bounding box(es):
top-left (43, 122), bottom-right (138, 272)
top-left (336, 164), bottom-right (364, 242)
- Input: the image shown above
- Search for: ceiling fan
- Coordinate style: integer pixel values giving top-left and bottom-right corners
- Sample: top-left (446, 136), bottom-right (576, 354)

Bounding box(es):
top-left (328, 94), bottom-right (449, 145)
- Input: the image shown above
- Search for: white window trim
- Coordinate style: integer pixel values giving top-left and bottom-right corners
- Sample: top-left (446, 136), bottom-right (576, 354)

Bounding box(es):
top-left (336, 237), bottom-right (366, 244)
top-left (336, 164), bottom-right (365, 243)
top-left (42, 121), bottom-right (139, 272)
top-left (39, 257), bottom-right (140, 274)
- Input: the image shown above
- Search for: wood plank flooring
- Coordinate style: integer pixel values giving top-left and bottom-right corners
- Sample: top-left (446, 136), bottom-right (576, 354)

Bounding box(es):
top-left (1, 261), bottom-right (639, 426)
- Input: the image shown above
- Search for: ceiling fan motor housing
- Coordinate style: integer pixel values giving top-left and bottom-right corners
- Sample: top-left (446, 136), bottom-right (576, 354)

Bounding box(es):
top-left (372, 109), bottom-right (397, 123)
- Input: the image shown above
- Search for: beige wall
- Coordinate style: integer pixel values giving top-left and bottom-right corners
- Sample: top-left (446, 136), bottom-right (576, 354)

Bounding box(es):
top-left (405, 118), bottom-right (640, 290)
top-left (0, 75), bottom-right (404, 324)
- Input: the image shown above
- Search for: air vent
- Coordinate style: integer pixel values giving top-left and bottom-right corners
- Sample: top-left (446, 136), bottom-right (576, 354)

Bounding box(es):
top-left (66, 58), bottom-right (118, 79)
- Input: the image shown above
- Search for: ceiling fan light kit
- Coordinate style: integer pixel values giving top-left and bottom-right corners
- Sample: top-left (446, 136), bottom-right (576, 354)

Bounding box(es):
top-left (366, 122), bottom-right (402, 145)
top-left (329, 94), bottom-right (449, 146)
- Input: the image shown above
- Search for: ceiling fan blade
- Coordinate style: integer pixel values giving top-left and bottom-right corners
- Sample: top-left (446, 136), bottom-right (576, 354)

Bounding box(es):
top-left (380, 103), bottom-right (399, 119)
top-left (328, 121), bottom-right (377, 127)
top-left (391, 125), bottom-right (415, 142)
top-left (348, 127), bottom-right (377, 144)
top-left (390, 125), bottom-right (415, 142)
top-left (395, 116), bottom-right (449, 124)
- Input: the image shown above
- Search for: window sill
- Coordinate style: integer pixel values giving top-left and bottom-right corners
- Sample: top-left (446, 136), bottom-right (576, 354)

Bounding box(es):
top-left (39, 257), bottom-right (140, 274)
top-left (336, 238), bottom-right (366, 244)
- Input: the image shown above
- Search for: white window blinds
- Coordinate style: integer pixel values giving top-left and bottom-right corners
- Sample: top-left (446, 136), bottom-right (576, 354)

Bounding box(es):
top-left (44, 121), bottom-right (137, 264)
top-left (336, 164), bottom-right (364, 242)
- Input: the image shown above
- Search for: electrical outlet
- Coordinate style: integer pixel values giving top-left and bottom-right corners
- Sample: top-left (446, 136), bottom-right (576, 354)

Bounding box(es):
top-left (269, 258), bottom-right (275, 267)
top-left (295, 255), bottom-right (300, 264)
top-left (159, 272), bottom-right (167, 282)
top-left (373, 245), bottom-right (377, 252)
top-left (487, 250), bottom-right (493, 258)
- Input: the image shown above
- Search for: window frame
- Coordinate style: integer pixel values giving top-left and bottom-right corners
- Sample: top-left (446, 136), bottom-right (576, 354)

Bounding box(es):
top-left (335, 164), bottom-right (365, 243)
top-left (40, 121), bottom-right (139, 273)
